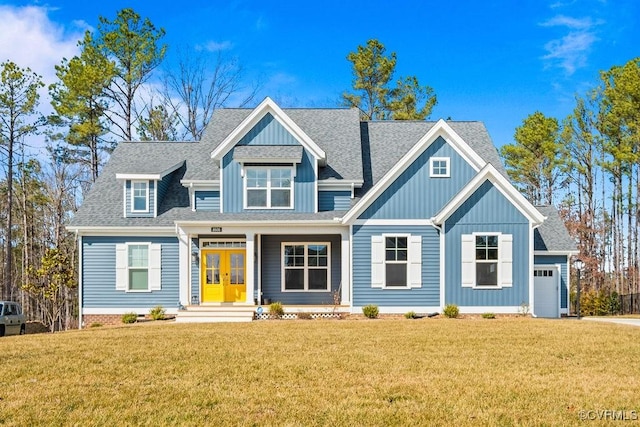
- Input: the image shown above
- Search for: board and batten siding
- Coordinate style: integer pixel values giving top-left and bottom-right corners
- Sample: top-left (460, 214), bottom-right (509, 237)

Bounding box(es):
top-left (359, 136), bottom-right (476, 220)
top-left (195, 191), bottom-right (220, 211)
top-left (318, 191), bottom-right (351, 211)
top-left (445, 180), bottom-right (530, 307)
top-left (236, 113), bottom-right (299, 146)
top-left (261, 234), bottom-right (341, 305)
top-left (157, 173), bottom-right (173, 204)
top-left (352, 225), bottom-right (440, 307)
top-left (125, 180), bottom-right (155, 218)
top-left (82, 236), bottom-right (179, 309)
top-left (222, 147), bottom-right (316, 213)
top-left (535, 254), bottom-right (569, 309)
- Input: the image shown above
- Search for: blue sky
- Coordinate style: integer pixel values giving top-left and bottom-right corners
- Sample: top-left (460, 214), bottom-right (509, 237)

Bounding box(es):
top-left (0, 0), bottom-right (638, 148)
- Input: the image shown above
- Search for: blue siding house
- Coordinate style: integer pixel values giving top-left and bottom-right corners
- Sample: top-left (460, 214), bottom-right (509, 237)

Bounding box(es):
top-left (68, 97), bottom-right (576, 325)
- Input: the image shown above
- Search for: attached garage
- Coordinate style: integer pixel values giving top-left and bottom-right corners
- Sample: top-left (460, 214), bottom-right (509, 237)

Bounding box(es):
top-left (533, 266), bottom-right (560, 318)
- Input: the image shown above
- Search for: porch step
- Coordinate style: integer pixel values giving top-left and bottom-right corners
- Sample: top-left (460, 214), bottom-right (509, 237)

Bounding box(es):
top-left (175, 305), bottom-right (255, 323)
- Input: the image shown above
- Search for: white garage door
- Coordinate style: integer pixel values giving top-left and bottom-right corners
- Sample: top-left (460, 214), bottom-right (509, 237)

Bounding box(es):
top-left (534, 267), bottom-right (559, 318)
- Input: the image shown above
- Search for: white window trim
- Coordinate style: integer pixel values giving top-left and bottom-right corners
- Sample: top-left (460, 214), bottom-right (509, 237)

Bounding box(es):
top-left (281, 242), bottom-right (331, 292)
top-left (116, 242), bottom-right (162, 293)
top-left (131, 180), bottom-right (150, 213)
top-left (430, 157), bottom-right (450, 178)
top-left (461, 232), bottom-right (512, 289)
top-left (243, 166), bottom-right (295, 210)
top-left (372, 234), bottom-right (422, 289)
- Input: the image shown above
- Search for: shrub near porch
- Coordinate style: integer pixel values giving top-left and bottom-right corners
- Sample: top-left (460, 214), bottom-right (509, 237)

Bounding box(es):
top-left (1, 318), bottom-right (639, 425)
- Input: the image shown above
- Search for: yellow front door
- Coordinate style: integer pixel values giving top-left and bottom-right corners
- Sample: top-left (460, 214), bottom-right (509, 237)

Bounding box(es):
top-left (201, 250), bottom-right (246, 303)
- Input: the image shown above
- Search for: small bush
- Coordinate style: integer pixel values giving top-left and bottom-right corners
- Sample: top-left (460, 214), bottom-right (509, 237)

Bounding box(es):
top-left (404, 311), bottom-right (417, 319)
top-left (297, 312), bottom-right (313, 320)
top-left (122, 312), bottom-right (138, 324)
top-left (89, 322), bottom-right (103, 328)
top-left (572, 289), bottom-right (621, 316)
top-left (443, 304), bottom-right (459, 318)
top-left (362, 304), bottom-right (379, 319)
top-left (482, 312), bottom-right (496, 319)
top-left (269, 301), bottom-right (284, 318)
top-left (149, 305), bottom-right (166, 321)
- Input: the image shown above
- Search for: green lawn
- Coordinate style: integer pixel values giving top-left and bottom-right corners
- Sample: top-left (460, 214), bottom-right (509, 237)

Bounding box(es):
top-left (1, 317), bottom-right (639, 426)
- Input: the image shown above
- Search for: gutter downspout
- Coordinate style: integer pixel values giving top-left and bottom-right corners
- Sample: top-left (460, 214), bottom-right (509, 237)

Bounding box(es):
top-left (430, 219), bottom-right (444, 310)
top-left (76, 230), bottom-right (83, 329)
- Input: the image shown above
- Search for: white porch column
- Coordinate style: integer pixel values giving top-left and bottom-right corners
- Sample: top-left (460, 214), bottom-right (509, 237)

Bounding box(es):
top-left (177, 227), bottom-right (190, 307)
top-left (245, 233), bottom-right (255, 305)
top-left (340, 228), bottom-right (351, 305)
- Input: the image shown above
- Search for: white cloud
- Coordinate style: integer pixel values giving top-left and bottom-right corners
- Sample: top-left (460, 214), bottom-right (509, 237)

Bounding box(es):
top-left (543, 31), bottom-right (598, 74)
top-left (0, 6), bottom-right (83, 85)
top-left (0, 5), bottom-right (84, 155)
top-left (541, 15), bottom-right (602, 30)
top-left (255, 15), bottom-right (267, 31)
top-left (196, 40), bottom-right (234, 52)
top-left (540, 14), bottom-right (602, 75)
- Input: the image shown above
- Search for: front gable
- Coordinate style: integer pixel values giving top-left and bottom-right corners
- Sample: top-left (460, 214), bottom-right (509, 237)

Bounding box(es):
top-left (358, 135), bottom-right (477, 220)
top-left (432, 164), bottom-right (545, 227)
top-left (343, 120), bottom-right (486, 224)
top-left (213, 98), bottom-right (323, 213)
top-left (235, 113), bottom-right (300, 146)
top-left (211, 97), bottom-right (326, 164)
top-left (444, 179), bottom-right (531, 307)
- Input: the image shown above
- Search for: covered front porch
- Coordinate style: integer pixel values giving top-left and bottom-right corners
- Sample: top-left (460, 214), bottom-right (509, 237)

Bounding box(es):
top-left (174, 222), bottom-right (351, 322)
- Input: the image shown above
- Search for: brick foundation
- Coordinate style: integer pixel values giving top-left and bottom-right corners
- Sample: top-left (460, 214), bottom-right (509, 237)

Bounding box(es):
top-left (83, 314), bottom-right (141, 326)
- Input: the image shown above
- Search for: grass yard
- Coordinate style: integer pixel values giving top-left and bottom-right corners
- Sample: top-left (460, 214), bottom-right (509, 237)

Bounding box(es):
top-left (1, 317), bottom-right (639, 426)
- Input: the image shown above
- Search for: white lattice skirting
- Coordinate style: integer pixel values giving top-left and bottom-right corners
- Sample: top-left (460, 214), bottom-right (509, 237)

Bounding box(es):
top-left (255, 312), bottom-right (343, 320)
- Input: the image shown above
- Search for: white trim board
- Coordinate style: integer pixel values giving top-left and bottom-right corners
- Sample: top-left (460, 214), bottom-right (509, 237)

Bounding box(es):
top-left (351, 306), bottom-right (441, 314)
top-left (534, 250), bottom-right (578, 256)
top-left (83, 307), bottom-right (179, 315)
top-left (66, 226), bottom-right (175, 236)
top-left (352, 219), bottom-right (434, 226)
top-left (454, 306), bottom-right (523, 314)
top-left (115, 161), bottom-right (184, 181)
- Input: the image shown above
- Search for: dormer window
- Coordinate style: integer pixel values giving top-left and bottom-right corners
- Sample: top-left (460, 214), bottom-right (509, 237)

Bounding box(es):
top-left (132, 181), bottom-right (149, 212)
top-left (245, 167), bottom-right (293, 209)
top-left (430, 157), bottom-right (450, 178)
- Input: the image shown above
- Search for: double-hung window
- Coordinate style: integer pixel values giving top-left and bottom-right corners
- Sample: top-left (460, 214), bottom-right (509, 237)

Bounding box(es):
top-left (371, 235), bottom-right (422, 289)
top-left (475, 235), bottom-right (499, 286)
top-left (282, 243), bottom-right (330, 291)
top-left (385, 236), bottom-right (408, 287)
top-left (131, 181), bottom-right (149, 212)
top-left (115, 243), bottom-right (162, 292)
top-left (246, 167), bottom-right (293, 208)
top-left (461, 233), bottom-right (513, 288)
top-left (128, 244), bottom-right (149, 291)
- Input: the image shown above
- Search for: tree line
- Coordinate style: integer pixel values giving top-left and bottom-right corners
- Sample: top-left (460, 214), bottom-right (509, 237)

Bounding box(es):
top-left (500, 57), bottom-right (640, 311)
top-left (0, 7), bottom-right (437, 330)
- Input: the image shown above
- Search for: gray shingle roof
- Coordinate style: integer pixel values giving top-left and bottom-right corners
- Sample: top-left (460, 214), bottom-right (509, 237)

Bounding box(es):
top-left (195, 107), bottom-right (363, 182)
top-left (69, 107), bottom-right (533, 232)
top-left (534, 205), bottom-right (577, 252)
top-left (358, 120), bottom-right (507, 195)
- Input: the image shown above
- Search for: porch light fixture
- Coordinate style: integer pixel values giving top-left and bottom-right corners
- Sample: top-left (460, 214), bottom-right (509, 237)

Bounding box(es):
top-left (192, 250), bottom-right (199, 264)
top-left (573, 258), bottom-right (584, 319)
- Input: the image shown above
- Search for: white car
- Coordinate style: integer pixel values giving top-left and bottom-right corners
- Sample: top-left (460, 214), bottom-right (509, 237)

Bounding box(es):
top-left (0, 301), bottom-right (26, 336)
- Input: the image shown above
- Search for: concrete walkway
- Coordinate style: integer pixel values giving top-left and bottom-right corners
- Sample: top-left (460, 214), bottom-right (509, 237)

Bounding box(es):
top-left (582, 317), bottom-right (640, 327)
